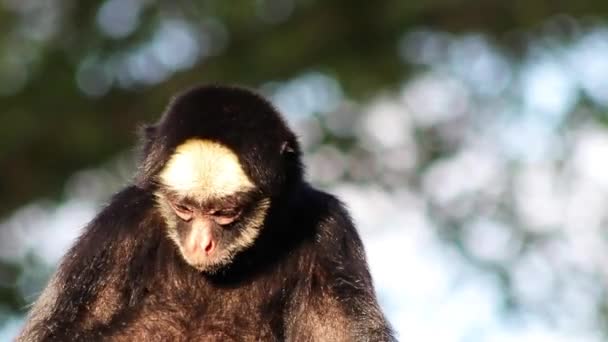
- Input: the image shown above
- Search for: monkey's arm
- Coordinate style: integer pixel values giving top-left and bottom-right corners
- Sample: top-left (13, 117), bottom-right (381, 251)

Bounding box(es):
top-left (286, 195), bottom-right (396, 342)
top-left (18, 186), bottom-right (158, 341)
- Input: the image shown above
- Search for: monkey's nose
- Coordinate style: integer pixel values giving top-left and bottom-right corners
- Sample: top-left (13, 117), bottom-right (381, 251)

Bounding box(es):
top-left (187, 222), bottom-right (215, 255)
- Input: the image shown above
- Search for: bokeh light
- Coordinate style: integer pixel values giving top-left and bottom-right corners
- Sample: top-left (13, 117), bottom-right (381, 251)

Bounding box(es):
top-left (3, 2), bottom-right (608, 341)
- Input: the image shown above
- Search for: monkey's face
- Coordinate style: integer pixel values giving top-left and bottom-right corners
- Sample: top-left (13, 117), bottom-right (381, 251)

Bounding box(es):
top-left (155, 139), bottom-right (270, 273)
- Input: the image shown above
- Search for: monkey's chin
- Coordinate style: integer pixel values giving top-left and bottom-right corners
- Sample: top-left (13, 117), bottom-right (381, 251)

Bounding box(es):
top-left (193, 262), bottom-right (228, 275)
top-left (181, 252), bottom-right (232, 274)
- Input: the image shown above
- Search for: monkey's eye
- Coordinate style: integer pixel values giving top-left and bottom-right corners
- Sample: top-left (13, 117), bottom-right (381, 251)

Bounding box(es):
top-left (212, 208), bottom-right (242, 226)
top-left (171, 202), bottom-right (194, 221)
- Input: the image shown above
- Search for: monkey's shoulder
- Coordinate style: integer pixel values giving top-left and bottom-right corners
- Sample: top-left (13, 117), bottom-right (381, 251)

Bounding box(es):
top-left (58, 186), bottom-right (162, 278)
top-left (78, 185), bottom-right (159, 238)
top-left (282, 185), bottom-right (367, 279)
top-left (96, 185), bottom-right (157, 220)
top-left (290, 184), bottom-right (360, 244)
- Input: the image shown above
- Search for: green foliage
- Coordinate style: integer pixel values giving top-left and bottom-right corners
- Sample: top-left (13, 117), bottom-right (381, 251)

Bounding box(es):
top-left (1, 0), bottom-right (607, 218)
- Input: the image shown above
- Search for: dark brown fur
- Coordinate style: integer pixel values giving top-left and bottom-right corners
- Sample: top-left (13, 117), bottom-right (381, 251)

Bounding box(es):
top-left (18, 85), bottom-right (395, 341)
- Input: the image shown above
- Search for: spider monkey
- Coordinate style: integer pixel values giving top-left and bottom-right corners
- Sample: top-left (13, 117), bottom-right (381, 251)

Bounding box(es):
top-left (18, 85), bottom-right (395, 341)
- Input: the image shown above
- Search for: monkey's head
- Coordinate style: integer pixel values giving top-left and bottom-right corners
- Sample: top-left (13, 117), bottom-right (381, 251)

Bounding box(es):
top-left (137, 85), bottom-right (302, 273)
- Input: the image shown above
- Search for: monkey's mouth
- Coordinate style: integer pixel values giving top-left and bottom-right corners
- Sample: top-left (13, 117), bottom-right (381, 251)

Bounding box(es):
top-left (180, 246), bottom-right (233, 273)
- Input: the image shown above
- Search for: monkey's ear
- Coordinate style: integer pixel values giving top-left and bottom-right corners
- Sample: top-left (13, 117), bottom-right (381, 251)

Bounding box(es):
top-left (140, 124), bottom-right (158, 142)
top-left (280, 141), bottom-right (296, 155)
top-left (137, 124), bottom-right (158, 153)
top-left (135, 124), bottom-right (164, 187)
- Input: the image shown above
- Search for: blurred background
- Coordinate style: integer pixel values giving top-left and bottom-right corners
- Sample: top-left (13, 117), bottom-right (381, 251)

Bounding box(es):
top-left (2, 0), bottom-right (608, 340)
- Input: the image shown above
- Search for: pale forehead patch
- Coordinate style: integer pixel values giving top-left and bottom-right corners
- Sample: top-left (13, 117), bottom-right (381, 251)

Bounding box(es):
top-left (159, 139), bottom-right (254, 199)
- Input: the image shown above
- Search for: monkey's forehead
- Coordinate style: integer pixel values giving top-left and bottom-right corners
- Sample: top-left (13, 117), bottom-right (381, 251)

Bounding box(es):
top-left (158, 188), bottom-right (258, 209)
top-left (158, 139), bottom-right (255, 199)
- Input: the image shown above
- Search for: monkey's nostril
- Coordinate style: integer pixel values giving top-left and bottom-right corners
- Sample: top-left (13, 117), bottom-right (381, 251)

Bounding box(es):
top-left (204, 240), bottom-right (214, 254)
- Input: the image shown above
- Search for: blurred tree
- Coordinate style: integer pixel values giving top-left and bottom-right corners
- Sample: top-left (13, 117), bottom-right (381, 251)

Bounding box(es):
top-left (2, 0), bottom-right (608, 218)
top-left (3, 0), bottom-right (608, 339)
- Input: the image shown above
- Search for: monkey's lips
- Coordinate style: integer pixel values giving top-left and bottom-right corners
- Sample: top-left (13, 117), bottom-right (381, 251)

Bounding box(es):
top-left (180, 242), bottom-right (233, 273)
